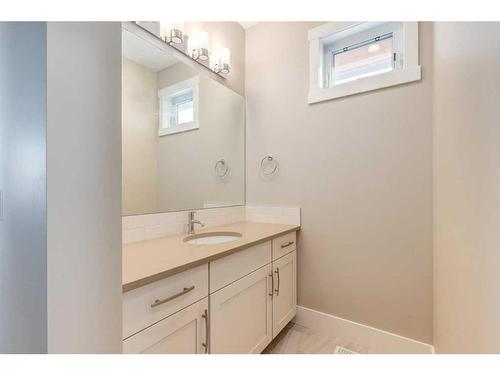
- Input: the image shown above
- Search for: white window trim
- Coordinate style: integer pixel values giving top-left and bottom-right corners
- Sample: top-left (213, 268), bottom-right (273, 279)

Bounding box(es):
top-left (158, 76), bottom-right (200, 136)
top-left (308, 22), bottom-right (421, 104)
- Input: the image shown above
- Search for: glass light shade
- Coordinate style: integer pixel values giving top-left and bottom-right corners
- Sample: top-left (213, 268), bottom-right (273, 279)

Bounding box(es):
top-left (209, 49), bottom-right (221, 70)
top-left (219, 48), bottom-right (231, 65)
top-left (190, 31), bottom-right (210, 50)
top-left (189, 31), bottom-right (210, 61)
top-left (210, 47), bottom-right (231, 74)
top-left (160, 20), bottom-right (185, 44)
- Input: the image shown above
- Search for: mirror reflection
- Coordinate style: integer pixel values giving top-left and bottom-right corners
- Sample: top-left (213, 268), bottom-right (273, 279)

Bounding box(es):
top-left (122, 28), bottom-right (245, 215)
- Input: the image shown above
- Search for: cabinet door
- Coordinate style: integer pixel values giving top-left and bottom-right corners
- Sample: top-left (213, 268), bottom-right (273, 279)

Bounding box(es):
top-left (272, 251), bottom-right (297, 337)
top-left (123, 298), bottom-right (208, 354)
top-left (210, 264), bottom-right (273, 354)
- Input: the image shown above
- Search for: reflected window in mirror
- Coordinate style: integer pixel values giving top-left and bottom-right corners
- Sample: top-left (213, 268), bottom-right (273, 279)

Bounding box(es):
top-left (159, 76), bottom-right (199, 136)
top-left (122, 24), bottom-right (245, 215)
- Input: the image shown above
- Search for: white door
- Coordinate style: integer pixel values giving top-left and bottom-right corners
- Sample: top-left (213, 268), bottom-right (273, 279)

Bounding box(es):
top-left (272, 251), bottom-right (297, 337)
top-left (123, 298), bottom-right (208, 354)
top-left (210, 264), bottom-right (273, 354)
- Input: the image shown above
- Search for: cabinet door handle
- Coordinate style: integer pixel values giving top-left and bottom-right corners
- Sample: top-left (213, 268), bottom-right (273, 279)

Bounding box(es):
top-left (281, 241), bottom-right (294, 249)
top-left (150, 286), bottom-right (195, 308)
top-left (268, 273), bottom-right (274, 297)
top-left (274, 268), bottom-right (280, 296)
top-left (201, 309), bottom-right (209, 354)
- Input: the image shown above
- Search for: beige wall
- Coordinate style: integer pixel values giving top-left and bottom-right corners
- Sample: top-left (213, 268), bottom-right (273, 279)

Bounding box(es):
top-left (433, 22), bottom-right (500, 353)
top-left (156, 63), bottom-right (245, 212)
top-left (185, 22), bottom-right (245, 96)
top-left (246, 22), bottom-right (434, 343)
top-left (122, 58), bottom-right (158, 214)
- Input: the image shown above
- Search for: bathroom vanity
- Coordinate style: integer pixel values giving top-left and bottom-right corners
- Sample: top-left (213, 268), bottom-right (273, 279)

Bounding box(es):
top-left (122, 222), bottom-right (299, 354)
top-left (120, 23), bottom-right (298, 354)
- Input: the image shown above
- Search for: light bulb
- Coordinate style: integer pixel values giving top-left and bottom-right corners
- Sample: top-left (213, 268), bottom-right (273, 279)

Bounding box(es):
top-left (195, 31), bottom-right (210, 50)
top-left (210, 49), bottom-right (220, 70)
top-left (220, 48), bottom-right (231, 65)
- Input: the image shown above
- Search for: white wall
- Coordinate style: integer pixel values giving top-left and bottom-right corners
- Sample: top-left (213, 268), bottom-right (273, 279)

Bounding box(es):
top-left (433, 22), bottom-right (500, 353)
top-left (0, 22), bottom-right (48, 354)
top-left (47, 22), bottom-right (122, 353)
top-left (246, 22), bottom-right (434, 343)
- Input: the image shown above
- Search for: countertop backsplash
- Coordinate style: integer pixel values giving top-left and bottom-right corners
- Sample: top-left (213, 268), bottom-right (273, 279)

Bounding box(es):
top-left (122, 204), bottom-right (301, 244)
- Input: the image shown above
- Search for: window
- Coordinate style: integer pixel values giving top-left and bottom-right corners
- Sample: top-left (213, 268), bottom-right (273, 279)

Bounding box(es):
top-left (158, 76), bottom-right (199, 136)
top-left (166, 88), bottom-right (194, 125)
top-left (332, 33), bottom-right (394, 85)
top-left (308, 22), bottom-right (421, 104)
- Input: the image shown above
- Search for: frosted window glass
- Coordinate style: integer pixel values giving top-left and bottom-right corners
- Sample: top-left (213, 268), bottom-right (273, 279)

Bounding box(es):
top-left (333, 36), bottom-right (393, 85)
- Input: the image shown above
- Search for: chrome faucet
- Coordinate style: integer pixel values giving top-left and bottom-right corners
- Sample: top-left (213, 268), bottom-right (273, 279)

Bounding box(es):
top-left (187, 211), bottom-right (205, 234)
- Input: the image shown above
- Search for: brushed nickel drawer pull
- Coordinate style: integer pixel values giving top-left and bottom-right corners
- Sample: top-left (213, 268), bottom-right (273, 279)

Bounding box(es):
top-left (268, 273), bottom-right (274, 297)
top-left (274, 268), bottom-right (280, 296)
top-left (281, 241), bottom-right (294, 249)
top-left (201, 309), bottom-right (209, 353)
top-left (150, 286), bottom-right (195, 308)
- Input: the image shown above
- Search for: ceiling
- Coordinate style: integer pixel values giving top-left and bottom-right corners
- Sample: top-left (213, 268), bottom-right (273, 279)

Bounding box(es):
top-left (122, 29), bottom-right (179, 72)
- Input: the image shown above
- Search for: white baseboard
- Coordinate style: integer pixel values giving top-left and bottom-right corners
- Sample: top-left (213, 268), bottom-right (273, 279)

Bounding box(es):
top-left (293, 306), bottom-right (434, 354)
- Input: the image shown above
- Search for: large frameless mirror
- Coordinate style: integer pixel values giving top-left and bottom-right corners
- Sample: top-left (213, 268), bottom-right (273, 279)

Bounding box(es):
top-left (122, 23), bottom-right (245, 215)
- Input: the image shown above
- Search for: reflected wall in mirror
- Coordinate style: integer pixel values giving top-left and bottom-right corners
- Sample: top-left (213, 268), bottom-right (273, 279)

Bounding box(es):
top-left (122, 27), bottom-right (245, 215)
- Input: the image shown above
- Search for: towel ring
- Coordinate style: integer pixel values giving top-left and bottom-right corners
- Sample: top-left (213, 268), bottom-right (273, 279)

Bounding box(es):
top-left (260, 155), bottom-right (278, 175)
top-left (214, 159), bottom-right (229, 178)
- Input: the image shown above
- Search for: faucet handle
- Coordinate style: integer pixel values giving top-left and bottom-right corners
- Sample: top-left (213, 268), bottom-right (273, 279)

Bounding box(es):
top-left (187, 211), bottom-right (204, 234)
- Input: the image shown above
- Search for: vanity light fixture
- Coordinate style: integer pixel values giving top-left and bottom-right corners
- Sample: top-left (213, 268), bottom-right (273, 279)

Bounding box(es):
top-left (210, 47), bottom-right (231, 74)
top-left (160, 21), bottom-right (185, 46)
top-left (189, 31), bottom-right (210, 61)
top-left (134, 21), bottom-right (230, 77)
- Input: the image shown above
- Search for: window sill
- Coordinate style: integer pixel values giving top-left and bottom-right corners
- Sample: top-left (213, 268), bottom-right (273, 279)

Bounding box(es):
top-left (159, 122), bottom-right (199, 136)
top-left (308, 65), bottom-right (421, 104)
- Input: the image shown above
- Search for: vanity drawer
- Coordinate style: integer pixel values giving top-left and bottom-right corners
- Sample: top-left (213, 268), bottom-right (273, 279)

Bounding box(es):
top-left (210, 241), bottom-right (271, 293)
top-left (272, 231), bottom-right (297, 260)
top-left (123, 297), bottom-right (208, 354)
top-left (123, 264), bottom-right (208, 339)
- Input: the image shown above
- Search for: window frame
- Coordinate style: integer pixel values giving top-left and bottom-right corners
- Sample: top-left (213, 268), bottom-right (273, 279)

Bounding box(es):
top-left (326, 23), bottom-right (400, 86)
top-left (158, 76), bottom-right (200, 136)
top-left (308, 22), bottom-right (421, 104)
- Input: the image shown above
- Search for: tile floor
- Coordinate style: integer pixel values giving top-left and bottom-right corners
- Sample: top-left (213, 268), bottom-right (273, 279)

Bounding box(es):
top-left (263, 322), bottom-right (367, 354)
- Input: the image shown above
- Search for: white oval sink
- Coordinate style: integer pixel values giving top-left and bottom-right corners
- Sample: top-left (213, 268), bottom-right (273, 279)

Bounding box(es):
top-left (183, 231), bottom-right (242, 245)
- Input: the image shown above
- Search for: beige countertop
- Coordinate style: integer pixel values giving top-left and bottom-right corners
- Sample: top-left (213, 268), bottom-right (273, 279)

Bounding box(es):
top-left (123, 221), bottom-right (300, 292)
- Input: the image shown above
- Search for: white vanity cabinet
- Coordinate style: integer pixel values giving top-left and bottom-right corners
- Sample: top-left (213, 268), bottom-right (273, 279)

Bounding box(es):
top-left (209, 232), bottom-right (297, 354)
top-left (272, 250), bottom-right (297, 337)
top-left (209, 241), bottom-right (271, 293)
top-left (123, 264), bottom-right (208, 339)
top-left (123, 298), bottom-right (208, 354)
top-left (210, 264), bottom-right (273, 354)
top-left (123, 230), bottom-right (298, 354)
top-left (122, 264), bottom-right (209, 354)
